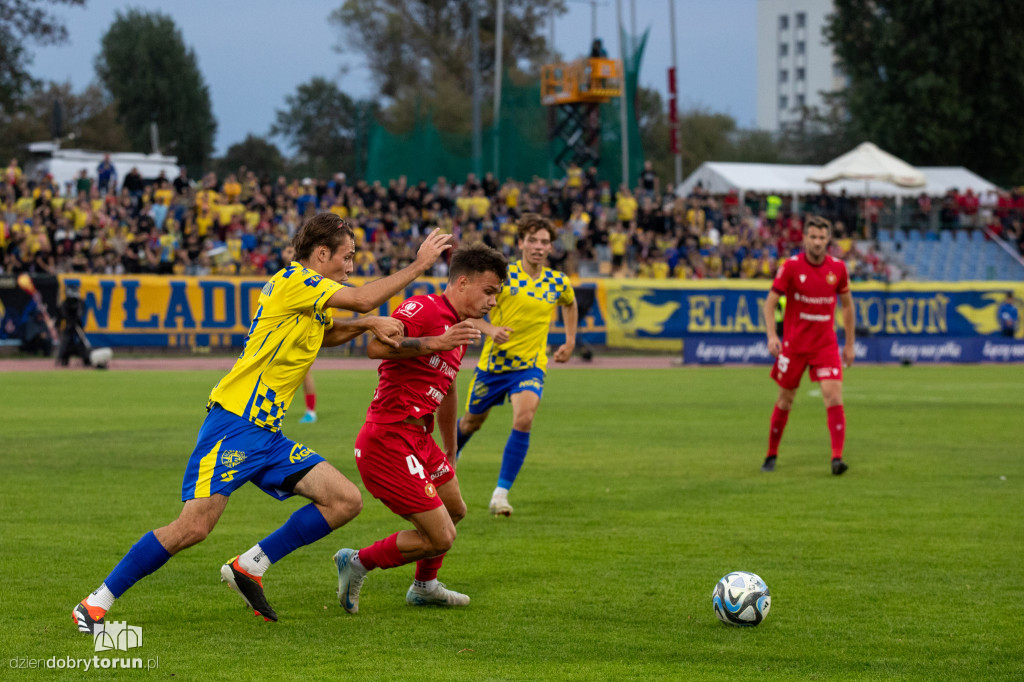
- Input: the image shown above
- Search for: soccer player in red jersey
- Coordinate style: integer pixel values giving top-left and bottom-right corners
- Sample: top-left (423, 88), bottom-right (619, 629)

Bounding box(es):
top-left (333, 244), bottom-right (508, 611)
top-left (762, 216), bottom-right (855, 475)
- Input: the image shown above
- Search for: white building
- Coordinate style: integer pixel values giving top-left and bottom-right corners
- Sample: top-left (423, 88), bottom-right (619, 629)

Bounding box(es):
top-left (755, 0), bottom-right (845, 131)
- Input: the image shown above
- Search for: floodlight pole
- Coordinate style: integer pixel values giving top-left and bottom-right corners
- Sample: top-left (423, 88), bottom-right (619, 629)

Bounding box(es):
top-left (493, 0), bottom-right (504, 179)
top-left (471, 0), bottom-right (482, 177)
top-left (617, 0), bottom-right (629, 189)
top-left (668, 0), bottom-right (682, 186)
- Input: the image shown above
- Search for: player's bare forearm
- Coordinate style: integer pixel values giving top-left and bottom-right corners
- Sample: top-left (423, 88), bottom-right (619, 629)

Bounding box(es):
top-left (322, 318), bottom-right (372, 347)
top-left (327, 229), bottom-right (452, 313)
top-left (552, 300), bottom-right (579, 362)
top-left (469, 317), bottom-right (513, 344)
top-left (324, 316), bottom-right (402, 347)
top-left (840, 290), bottom-right (856, 365)
top-left (763, 290), bottom-right (782, 355)
top-left (367, 335), bottom-right (439, 359)
top-left (437, 388), bottom-right (458, 459)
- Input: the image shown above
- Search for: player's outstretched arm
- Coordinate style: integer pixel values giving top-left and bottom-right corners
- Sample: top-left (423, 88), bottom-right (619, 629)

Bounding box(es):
top-left (764, 289), bottom-right (782, 357)
top-left (552, 298), bottom-right (578, 363)
top-left (325, 229), bottom-right (452, 313)
top-left (323, 316), bottom-right (404, 348)
top-left (366, 320), bottom-right (481, 359)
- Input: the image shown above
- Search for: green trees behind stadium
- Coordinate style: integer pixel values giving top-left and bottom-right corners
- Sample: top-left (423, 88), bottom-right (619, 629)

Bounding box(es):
top-left (96, 9), bottom-right (216, 173)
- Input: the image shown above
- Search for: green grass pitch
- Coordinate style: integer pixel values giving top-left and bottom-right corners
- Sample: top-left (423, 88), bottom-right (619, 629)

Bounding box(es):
top-left (1, 364), bottom-right (1022, 680)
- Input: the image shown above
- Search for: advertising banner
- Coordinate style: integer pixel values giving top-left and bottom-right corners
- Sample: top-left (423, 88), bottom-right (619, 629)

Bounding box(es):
top-left (54, 275), bottom-right (1024, 363)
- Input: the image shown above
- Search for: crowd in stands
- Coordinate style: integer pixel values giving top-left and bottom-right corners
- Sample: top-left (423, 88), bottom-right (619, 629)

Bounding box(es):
top-left (2, 155), bottom-right (1022, 283)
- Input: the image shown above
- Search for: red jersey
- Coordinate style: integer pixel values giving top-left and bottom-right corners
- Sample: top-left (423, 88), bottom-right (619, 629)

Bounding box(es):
top-left (365, 294), bottom-right (465, 425)
top-left (772, 253), bottom-right (849, 354)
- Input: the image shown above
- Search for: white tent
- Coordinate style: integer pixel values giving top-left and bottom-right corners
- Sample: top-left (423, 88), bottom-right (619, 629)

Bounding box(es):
top-left (677, 162), bottom-right (997, 199)
top-left (807, 142), bottom-right (926, 188)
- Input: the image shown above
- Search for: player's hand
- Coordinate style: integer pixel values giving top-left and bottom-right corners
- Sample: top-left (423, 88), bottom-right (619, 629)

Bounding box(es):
top-left (553, 341), bottom-right (575, 363)
top-left (436, 320), bottom-right (481, 350)
top-left (842, 344), bottom-right (856, 368)
top-left (365, 316), bottom-right (404, 348)
top-left (766, 337), bottom-right (782, 357)
top-left (489, 325), bottom-right (514, 344)
top-left (413, 228), bottom-right (453, 269)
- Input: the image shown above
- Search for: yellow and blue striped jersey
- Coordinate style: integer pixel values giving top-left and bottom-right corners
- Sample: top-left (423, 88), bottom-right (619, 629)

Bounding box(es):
top-left (477, 260), bottom-right (574, 374)
top-left (208, 262), bottom-right (341, 432)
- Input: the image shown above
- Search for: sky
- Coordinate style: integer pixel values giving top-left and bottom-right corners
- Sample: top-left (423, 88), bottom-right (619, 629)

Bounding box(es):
top-left (27, 0), bottom-right (758, 157)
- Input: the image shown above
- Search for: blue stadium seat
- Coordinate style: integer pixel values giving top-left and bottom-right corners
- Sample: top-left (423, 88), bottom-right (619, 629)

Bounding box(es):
top-left (908, 230), bottom-right (921, 242)
top-left (955, 230), bottom-right (970, 244)
top-left (971, 230), bottom-right (986, 243)
top-left (878, 228), bottom-right (892, 242)
top-left (939, 230), bottom-right (953, 243)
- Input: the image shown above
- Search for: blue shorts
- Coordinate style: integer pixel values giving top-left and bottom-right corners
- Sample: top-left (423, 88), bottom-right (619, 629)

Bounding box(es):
top-left (180, 405), bottom-right (325, 502)
top-left (465, 367), bottom-right (545, 415)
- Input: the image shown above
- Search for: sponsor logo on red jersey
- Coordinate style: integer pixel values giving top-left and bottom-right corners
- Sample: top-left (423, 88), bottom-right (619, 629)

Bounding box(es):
top-left (396, 301), bottom-right (423, 318)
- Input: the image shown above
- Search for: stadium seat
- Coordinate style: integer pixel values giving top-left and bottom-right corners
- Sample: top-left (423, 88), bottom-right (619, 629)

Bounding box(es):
top-left (939, 230), bottom-right (953, 243)
top-left (955, 230), bottom-right (970, 244)
top-left (908, 230), bottom-right (921, 242)
top-left (971, 230), bottom-right (986, 243)
top-left (877, 228), bottom-right (892, 242)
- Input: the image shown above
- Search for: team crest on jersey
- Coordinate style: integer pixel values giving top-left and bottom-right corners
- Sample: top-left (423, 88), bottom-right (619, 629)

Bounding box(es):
top-left (544, 290), bottom-right (559, 303)
top-left (221, 450), bottom-right (246, 467)
top-left (472, 382), bottom-right (489, 398)
top-left (424, 482), bottom-right (437, 498)
top-left (396, 301), bottom-right (423, 318)
top-left (826, 271), bottom-right (837, 285)
top-left (799, 274), bottom-right (807, 283)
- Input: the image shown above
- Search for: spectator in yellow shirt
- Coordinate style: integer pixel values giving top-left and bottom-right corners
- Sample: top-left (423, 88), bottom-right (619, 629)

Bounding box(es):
top-left (615, 186), bottom-right (637, 226)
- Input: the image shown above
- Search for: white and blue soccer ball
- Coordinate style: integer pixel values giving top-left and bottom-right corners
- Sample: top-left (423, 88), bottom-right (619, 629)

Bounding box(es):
top-left (712, 571), bottom-right (771, 626)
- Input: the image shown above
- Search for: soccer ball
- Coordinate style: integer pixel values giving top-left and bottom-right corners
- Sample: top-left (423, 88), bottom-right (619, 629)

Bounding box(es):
top-left (712, 571), bottom-right (771, 626)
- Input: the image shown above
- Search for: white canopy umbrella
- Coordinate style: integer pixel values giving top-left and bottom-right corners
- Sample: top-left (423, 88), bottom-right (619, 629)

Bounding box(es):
top-left (807, 142), bottom-right (926, 188)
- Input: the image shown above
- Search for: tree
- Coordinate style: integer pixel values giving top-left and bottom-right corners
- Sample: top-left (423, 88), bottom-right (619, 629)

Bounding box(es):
top-left (0, 80), bottom-right (129, 160)
top-left (95, 9), bottom-right (215, 171)
top-left (827, 0), bottom-right (1024, 184)
top-left (214, 134), bottom-right (286, 181)
top-left (270, 77), bottom-right (376, 179)
top-left (0, 0), bottom-right (85, 115)
top-left (329, 0), bottom-right (566, 132)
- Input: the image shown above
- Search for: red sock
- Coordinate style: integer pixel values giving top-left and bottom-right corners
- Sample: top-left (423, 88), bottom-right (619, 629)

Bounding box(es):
top-left (414, 553), bottom-right (446, 582)
top-left (767, 406), bottom-right (790, 457)
top-left (827, 405), bottom-right (846, 459)
top-left (305, 392), bottom-right (316, 412)
top-left (357, 532), bottom-right (406, 570)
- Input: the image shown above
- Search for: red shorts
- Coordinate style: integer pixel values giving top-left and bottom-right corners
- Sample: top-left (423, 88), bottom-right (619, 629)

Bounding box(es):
top-left (770, 345), bottom-right (843, 390)
top-left (354, 421), bottom-right (455, 516)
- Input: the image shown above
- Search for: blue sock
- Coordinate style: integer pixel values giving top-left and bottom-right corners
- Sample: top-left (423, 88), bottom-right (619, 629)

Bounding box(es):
top-left (456, 422), bottom-right (473, 460)
top-left (259, 504), bottom-right (332, 563)
top-left (104, 531), bottom-right (172, 598)
top-left (497, 429), bottom-right (531, 490)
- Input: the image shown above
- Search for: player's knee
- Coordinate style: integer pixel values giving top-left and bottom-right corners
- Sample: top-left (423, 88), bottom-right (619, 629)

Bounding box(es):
top-left (324, 488), bottom-right (362, 527)
top-left (423, 526), bottom-right (456, 555)
top-left (462, 415), bottom-right (484, 434)
top-left (179, 518), bottom-right (214, 547)
top-left (447, 499), bottom-right (467, 526)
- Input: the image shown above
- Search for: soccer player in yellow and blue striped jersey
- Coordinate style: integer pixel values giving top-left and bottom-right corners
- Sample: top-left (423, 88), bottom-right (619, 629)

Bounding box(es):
top-left (73, 214), bottom-right (453, 633)
top-left (456, 214), bottom-right (578, 516)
